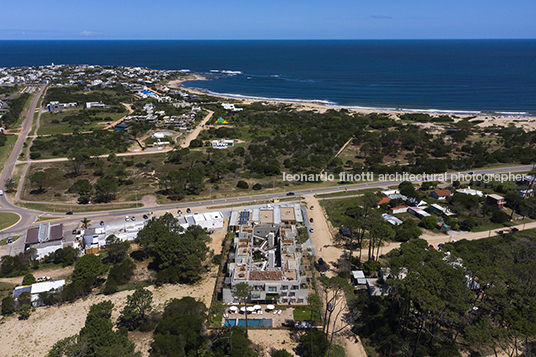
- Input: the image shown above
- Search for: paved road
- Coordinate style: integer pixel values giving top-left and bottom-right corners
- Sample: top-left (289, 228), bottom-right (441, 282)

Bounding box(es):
top-left (1, 86), bottom-right (534, 255)
top-left (0, 86), bottom-right (45, 233)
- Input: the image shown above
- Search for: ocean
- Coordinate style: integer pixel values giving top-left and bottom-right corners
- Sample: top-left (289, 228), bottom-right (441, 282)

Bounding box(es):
top-left (1, 40), bottom-right (535, 113)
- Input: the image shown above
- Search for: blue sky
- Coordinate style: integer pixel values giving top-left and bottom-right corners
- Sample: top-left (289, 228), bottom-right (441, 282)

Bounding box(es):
top-left (2, 0), bottom-right (535, 40)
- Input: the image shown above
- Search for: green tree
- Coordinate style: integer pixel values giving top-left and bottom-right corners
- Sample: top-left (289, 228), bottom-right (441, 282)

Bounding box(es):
top-left (19, 304), bottom-right (32, 320)
top-left (22, 272), bottom-right (36, 285)
top-left (30, 171), bottom-right (47, 191)
top-left (80, 217), bottom-right (91, 230)
top-left (151, 297), bottom-right (207, 357)
top-left (18, 291), bottom-right (32, 307)
top-left (307, 293), bottom-right (323, 357)
top-left (4, 177), bottom-right (17, 193)
top-left (300, 329), bottom-right (329, 357)
top-left (153, 224), bottom-right (211, 284)
top-left (118, 287), bottom-right (153, 330)
top-left (419, 215), bottom-right (438, 230)
top-left (103, 234), bottom-right (129, 264)
top-left (94, 176), bottom-right (118, 202)
top-left (233, 282), bottom-right (253, 338)
top-left (490, 209), bottom-right (509, 223)
top-left (236, 180), bottom-right (249, 189)
top-left (136, 212), bottom-right (180, 256)
top-left (68, 179), bottom-right (93, 196)
top-left (1, 296), bottom-right (16, 315)
top-left (67, 151), bottom-right (89, 176)
top-left (272, 349), bottom-right (293, 357)
top-left (71, 254), bottom-right (108, 289)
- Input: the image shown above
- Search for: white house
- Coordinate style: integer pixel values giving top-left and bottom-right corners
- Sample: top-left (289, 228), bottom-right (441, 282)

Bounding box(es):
top-left (13, 279), bottom-right (65, 306)
top-left (212, 139), bottom-right (235, 149)
top-left (457, 187), bottom-right (484, 197)
top-left (86, 101), bottom-right (108, 109)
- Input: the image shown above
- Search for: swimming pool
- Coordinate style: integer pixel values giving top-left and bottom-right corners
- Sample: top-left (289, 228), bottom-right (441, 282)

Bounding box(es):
top-left (225, 318), bottom-right (272, 327)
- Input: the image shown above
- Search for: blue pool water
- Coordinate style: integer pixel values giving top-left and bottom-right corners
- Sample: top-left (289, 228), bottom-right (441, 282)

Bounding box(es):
top-left (225, 318), bottom-right (272, 327)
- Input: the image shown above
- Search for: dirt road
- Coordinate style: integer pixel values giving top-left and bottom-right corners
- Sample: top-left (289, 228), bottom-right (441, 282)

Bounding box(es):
top-left (179, 109), bottom-right (213, 148)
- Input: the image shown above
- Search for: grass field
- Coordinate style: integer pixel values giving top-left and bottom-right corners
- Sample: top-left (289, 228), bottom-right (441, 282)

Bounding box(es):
top-left (315, 188), bottom-right (378, 199)
top-left (0, 134), bottom-right (17, 168)
top-left (293, 306), bottom-right (322, 321)
top-left (37, 109), bottom-right (125, 135)
top-left (0, 212), bottom-right (21, 231)
top-left (320, 196), bottom-right (362, 228)
top-left (0, 235), bottom-right (21, 246)
top-left (0, 281), bottom-right (16, 301)
top-left (16, 201), bottom-right (140, 213)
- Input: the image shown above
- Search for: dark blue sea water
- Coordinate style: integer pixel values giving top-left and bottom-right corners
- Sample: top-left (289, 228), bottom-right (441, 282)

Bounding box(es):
top-left (1, 40), bottom-right (535, 113)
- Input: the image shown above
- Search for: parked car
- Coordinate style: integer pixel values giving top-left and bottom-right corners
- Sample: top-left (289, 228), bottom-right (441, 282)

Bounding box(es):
top-left (309, 228), bottom-right (314, 233)
top-left (310, 205), bottom-right (314, 210)
top-left (125, 216), bottom-right (130, 222)
top-left (100, 221), bottom-right (104, 226)
top-left (177, 209), bottom-right (182, 214)
top-left (72, 229), bottom-right (77, 235)
top-left (186, 208), bottom-right (191, 213)
top-left (309, 218), bottom-right (314, 223)
top-left (143, 214), bottom-right (149, 220)
top-left (131, 216), bottom-right (136, 221)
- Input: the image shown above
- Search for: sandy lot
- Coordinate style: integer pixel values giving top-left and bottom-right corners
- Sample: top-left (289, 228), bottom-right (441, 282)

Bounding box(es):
top-left (0, 229), bottom-right (227, 357)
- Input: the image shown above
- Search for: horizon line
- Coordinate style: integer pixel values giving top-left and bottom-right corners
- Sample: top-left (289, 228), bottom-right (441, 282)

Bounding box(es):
top-left (1, 38), bottom-right (536, 41)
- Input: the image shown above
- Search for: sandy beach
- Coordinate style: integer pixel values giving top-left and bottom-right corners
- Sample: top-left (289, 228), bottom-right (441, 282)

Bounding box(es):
top-left (168, 76), bottom-right (536, 130)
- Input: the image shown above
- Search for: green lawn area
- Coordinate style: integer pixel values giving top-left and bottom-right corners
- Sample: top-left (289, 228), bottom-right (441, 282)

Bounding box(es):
top-left (320, 196), bottom-right (362, 227)
top-left (316, 187), bottom-right (378, 199)
top-left (37, 109), bottom-right (124, 135)
top-left (0, 212), bottom-right (21, 231)
top-left (16, 201), bottom-right (140, 213)
top-left (293, 306), bottom-right (321, 321)
top-left (0, 134), bottom-right (17, 168)
top-left (0, 281), bottom-right (16, 301)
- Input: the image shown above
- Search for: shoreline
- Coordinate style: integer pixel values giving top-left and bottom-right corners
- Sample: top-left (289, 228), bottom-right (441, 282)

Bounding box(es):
top-left (167, 76), bottom-right (536, 123)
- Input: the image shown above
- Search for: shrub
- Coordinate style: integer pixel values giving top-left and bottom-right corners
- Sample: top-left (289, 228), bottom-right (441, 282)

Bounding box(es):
top-left (1, 296), bottom-right (16, 315)
top-left (236, 180), bottom-right (249, 189)
top-left (22, 272), bottom-right (36, 285)
top-left (103, 278), bottom-right (118, 295)
top-left (419, 216), bottom-right (438, 230)
top-left (252, 183), bottom-right (262, 190)
top-left (490, 210), bottom-right (509, 224)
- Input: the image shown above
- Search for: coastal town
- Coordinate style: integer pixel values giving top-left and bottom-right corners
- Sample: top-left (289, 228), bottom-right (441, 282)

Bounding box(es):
top-left (1, 63), bottom-right (536, 357)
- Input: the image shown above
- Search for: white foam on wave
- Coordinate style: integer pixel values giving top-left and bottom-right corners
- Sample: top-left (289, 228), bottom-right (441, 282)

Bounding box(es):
top-left (199, 89), bottom-right (336, 106)
top-left (182, 78), bottom-right (535, 116)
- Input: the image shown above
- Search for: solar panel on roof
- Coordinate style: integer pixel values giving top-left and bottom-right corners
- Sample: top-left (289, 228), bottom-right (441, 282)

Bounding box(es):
top-left (239, 211), bottom-right (250, 225)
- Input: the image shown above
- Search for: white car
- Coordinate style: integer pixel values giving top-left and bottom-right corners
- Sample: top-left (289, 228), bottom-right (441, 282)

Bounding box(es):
top-left (125, 216), bottom-right (130, 222)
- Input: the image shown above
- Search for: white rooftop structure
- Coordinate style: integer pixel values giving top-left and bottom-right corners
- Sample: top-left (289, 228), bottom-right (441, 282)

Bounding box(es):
top-left (221, 102), bottom-right (243, 111)
top-left (13, 279), bottom-right (66, 306)
top-left (176, 211), bottom-right (225, 230)
top-left (352, 270), bottom-right (367, 286)
top-left (381, 189), bottom-right (399, 197)
top-left (381, 213), bottom-right (403, 226)
top-left (457, 187), bottom-right (483, 197)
